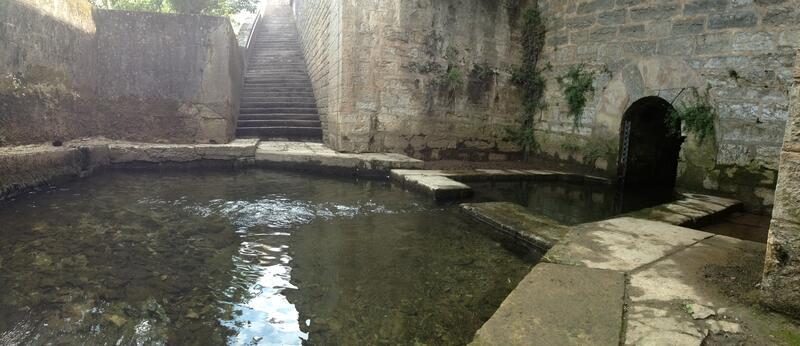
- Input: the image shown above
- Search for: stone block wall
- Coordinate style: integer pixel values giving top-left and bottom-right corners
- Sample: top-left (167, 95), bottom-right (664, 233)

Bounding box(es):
top-left (294, 0), bottom-right (343, 147)
top-left (763, 49), bottom-right (800, 318)
top-left (0, 0), bottom-right (243, 146)
top-left (294, 0), bottom-right (528, 160)
top-left (534, 0), bottom-right (799, 211)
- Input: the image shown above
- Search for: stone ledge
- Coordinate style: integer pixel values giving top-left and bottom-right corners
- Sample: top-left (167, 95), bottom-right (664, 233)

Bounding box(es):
top-left (0, 142), bottom-right (109, 201)
top-left (623, 193), bottom-right (743, 228)
top-left (460, 202), bottom-right (568, 252)
top-left (108, 139), bottom-right (260, 163)
top-left (255, 141), bottom-right (424, 176)
top-left (471, 263), bottom-right (625, 346)
top-left (391, 168), bottom-right (611, 201)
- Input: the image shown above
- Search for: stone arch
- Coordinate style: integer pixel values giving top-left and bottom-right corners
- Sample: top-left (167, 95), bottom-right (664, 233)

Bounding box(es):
top-left (592, 57), bottom-right (705, 178)
top-left (617, 96), bottom-right (684, 189)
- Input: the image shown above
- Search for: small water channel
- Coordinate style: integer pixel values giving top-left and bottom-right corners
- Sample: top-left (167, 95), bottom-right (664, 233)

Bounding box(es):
top-left (0, 169), bottom-right (533, 345)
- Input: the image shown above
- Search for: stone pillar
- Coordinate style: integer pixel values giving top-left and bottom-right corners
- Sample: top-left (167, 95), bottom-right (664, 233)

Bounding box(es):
top-left (762, 50), bottom-right (800, 317)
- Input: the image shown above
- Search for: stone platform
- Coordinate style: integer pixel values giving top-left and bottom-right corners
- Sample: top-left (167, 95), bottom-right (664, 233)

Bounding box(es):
top-left (255, 141), bottom-right (423, 176)
top-left (472, 215), bottom-right (800, 345)
top-left (391, 169), bottom-right (610, 201)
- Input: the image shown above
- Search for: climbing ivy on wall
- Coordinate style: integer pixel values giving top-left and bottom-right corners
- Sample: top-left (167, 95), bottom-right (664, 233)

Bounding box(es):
top-left (667, 88), bottom-right (717, 142)
top-left (506, 7), bottom-right (547, 156)
top-left (557, 65), bottom-right (594, 129)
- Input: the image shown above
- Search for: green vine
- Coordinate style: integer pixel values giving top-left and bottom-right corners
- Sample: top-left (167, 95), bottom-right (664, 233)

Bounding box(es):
top-left (667, 88), bottom-right (717, 142)
top-left (505, 7), bottom-right (547, 155)
top-left (557, 65), bottom-right (594, 129)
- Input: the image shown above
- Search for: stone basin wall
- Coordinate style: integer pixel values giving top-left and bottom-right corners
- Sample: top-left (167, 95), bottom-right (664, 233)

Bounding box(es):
top-left (0, 0), bottom-right (243, 146)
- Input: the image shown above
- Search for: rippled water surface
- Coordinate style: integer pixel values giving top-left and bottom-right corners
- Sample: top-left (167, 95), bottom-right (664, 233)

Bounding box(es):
top-left (0, 169), bottom-right (532, 345)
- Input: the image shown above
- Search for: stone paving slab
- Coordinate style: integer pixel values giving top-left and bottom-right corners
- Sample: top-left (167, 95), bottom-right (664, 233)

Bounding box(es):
top-left (256, 141), bottom-right (423, 175)
top-left (460, 202), bottom-right (568, 251)
top-left (623, 193), bottom-right (743, 228)
top-left (471, 263), bottom-right (625, 346)
top-left (544, 217), bottom-right (714, 272)
top-left (624, 235), bottom-right (794, 346)
top-left (402, 174), bottom-right (472, 201)
top-left (108, 139), bottom-right (260, 163)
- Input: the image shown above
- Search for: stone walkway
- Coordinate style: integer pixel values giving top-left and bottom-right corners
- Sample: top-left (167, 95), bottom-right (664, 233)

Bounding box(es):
top-left (468, 208), bottom-right (800, 345)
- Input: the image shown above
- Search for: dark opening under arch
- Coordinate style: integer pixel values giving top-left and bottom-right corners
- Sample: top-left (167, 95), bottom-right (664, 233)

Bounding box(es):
top-left (617, 96), bottom-right (684, 190)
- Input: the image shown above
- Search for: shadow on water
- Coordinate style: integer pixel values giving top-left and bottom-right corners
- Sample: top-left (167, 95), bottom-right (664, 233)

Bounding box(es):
top-left (470, 180), bottom-right (675, 225)
top-left (0, 169), bottom-right (532, 345)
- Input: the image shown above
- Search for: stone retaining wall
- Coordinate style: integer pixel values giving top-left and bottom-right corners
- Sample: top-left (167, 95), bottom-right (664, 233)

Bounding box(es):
top-left (763, 50), bottom-right (800, 318)
top-left (294, 0), bottom-right (528, 160)
top-left (535, 0), bottom-right (800, 211)
top-left (0, 0), bottom-right (243, 146)
top-left (294, 0), bottom-right (342, 147)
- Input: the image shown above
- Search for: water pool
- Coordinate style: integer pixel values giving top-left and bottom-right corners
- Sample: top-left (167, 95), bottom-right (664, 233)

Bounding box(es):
top-left (0, 169), bottom-right (533, 345)
top-left (470, 180), bottom-right (674, 225)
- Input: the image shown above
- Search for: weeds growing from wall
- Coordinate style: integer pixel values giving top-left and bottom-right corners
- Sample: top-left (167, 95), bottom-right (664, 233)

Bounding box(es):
top-left (557, 65), bottom-right (594, 129)
top-left (438, 67), bottom-right (465, 92)
top-left (506, 6), bottom-right (546, 156)
top-left (667, 88), bottom-right (717, 143)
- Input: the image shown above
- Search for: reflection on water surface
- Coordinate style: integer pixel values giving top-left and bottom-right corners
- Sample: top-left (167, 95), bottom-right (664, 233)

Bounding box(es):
top-left (0, 169), bottom-right (532, 345)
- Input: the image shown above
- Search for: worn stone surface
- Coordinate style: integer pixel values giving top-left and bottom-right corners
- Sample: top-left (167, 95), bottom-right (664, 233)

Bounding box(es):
top-left (461, 202), bottom-right (568, 251)
top-left (762, 49), bottom-right (800, 318)
top-left (0, 141), bottom-right (109, 200)
top-left (471, 263), bottom-right (624, 346)
top-left (295, 0), bottom-right (525, 161)
top-left (0, 0), bottom-right (242, 146)
top-left (624, 193), bottom-right (743, 227)
top-left (108, 139), bottom-right (259, 164)
top-left (544, 217), bottom-right (713, 272)
top-left (400, 175), bottom-right (473, 201)
top-left (255, 141), bottom-right (423, 176)
top-left (626, 235), bottom-right (796, 346)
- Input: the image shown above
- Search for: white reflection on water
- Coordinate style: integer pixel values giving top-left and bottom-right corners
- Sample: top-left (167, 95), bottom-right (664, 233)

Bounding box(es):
top-left (223, 261), bottom-right (307, 346)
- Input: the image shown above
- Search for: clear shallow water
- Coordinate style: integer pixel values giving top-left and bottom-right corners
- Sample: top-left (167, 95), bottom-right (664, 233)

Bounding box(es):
top-left (0, 169), bottom-right (532, 345)
top-left (470, 180), bottom-right (674, 225)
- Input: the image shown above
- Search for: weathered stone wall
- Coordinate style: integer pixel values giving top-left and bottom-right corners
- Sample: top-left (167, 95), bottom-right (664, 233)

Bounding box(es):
top-left (294, 0), bottom-right (527, 160)
top-left (0, 0), bottom-right (243, 146)
top-left (762, 50), bottom-right (800, 318)
top-left (294, 0), bottom-right (343, 147)
top-left (95, 11), bottom-right (243, 143)
top-left (534, 0), bottom-right (799, 211)
top-left (0, 0), bottom-right (100, 145)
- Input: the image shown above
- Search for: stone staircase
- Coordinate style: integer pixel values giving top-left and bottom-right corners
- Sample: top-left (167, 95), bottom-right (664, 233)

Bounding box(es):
top-left (237, 4), bottom-right (322, 141)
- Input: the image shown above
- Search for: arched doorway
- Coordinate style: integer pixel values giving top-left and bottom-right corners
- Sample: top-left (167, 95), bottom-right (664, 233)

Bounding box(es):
top-left (617, 96), bottom-right (684, 190)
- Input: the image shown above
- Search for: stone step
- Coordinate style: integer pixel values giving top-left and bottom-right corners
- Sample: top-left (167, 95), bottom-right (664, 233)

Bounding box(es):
top-left (238, 113), bottom-right (320, 121)
top-left (241, 89), bottom-right (314, 95)
top-left (241, 87), bottom-right (313, 93)
top-left (240, 101), bottom-right (318, 108)
top-left (243, 81), bottom-right (312, 86)
top-left (236, 126), bottom-right (323, 139)
top-left (240, 96), bottom-right (316, 103)
top-left (240, 107), bottom-right (318, 115)
top-left (237, 119), bottom-right (321, 128)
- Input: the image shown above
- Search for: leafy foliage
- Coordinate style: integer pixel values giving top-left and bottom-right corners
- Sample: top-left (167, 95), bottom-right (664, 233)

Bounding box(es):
top-left (438, 67), bottom-right (465, 92)
top-left (667, 88), bottom-right (717, 142)
top-left (556, 65), bottom-right (594, 129)
top-left (89, 0), bottom-right (256, 17)
top-left (506, 7), bottom-right (546, 154)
